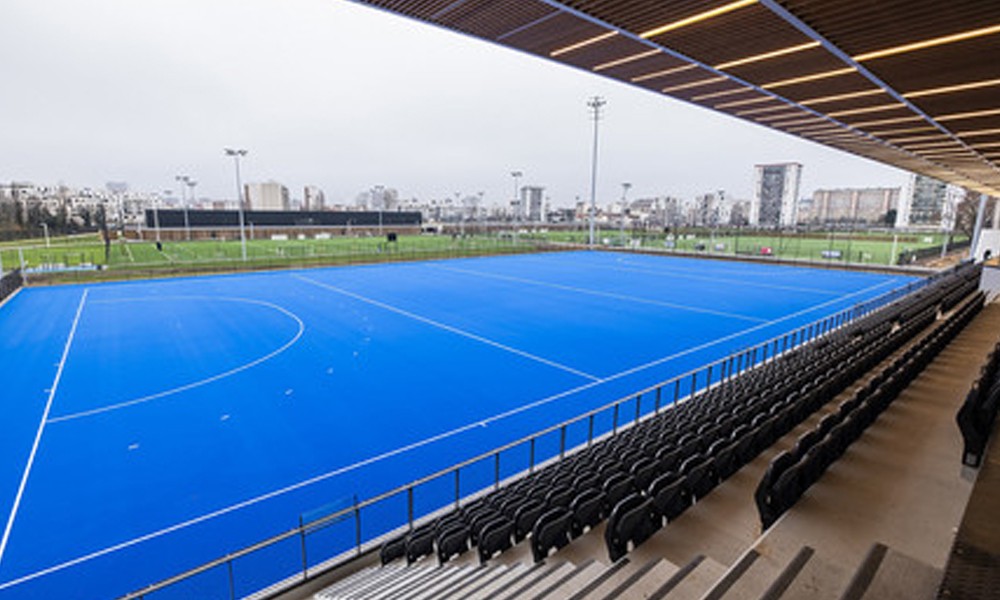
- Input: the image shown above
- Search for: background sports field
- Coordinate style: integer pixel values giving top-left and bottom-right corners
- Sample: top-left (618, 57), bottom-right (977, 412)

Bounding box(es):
top-left (0, 251), bottom-right (914, 599)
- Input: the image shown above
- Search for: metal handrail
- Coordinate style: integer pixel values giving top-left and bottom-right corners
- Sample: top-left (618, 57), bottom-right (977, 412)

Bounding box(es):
top-left (119, 265), bottom-right (954, 600)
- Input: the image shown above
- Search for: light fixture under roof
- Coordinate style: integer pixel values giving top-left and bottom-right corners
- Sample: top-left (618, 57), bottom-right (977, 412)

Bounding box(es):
top-left (593, 49), bottom-right (660, 71)
top-left (716, 96), bottom-right (775, 109)
top-left (735, 104), bottom-right (793, 116)
top-left (661, 76), bottom-right (726, 93)
top-left (828, 103), bottom-right (906, 118)
top-left (903, 78), bottom-right (1000, 99)
top-left (800, 89), bottom-right (884, 106)
top-left (550, 31), bottom-right (617, 57)
top-left (713, 41), bottom-right (820, 70)
top-left (868, 126), bottom-right (937, 136)
top-left (935, 108), bottom-right (1000, 122)
top-left (956, 128), bottom-right (1000, 138)
top-left (850, 115), bottom-right (925, 128)
top-left (761, 68), bottom-right (856, 90)
top-left (640, 0), bottom-right (757, 39)
top-left (692, 88), bottom-right (751, 101)
top-left (854, 23), bottom-right (1000, 62)
top-left (630, 64), bottom-right (697, 83)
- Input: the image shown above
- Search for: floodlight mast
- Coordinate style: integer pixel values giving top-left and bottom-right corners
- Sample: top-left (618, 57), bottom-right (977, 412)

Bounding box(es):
top-left (587, 96), bottom-right (605, 247)
top-left (176, 174), bottom-right (191, 241)
top-left (225, 148), bottom-right (248, 261)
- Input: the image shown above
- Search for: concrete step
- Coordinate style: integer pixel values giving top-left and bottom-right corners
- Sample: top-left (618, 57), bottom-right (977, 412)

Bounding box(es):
top-left (314, 564), bottom-right (395, 598)
top-left (565, 558), bottom-right (635, 599)
top-left (534, 560), bottom-right (607, 599)
top-left (403, 564), bottom-right (484, 600)
top-left (336, 564), bottom-right (431, 598)
top-left (649, 555), bottom-right (727, 600)
top-left (436, 563), bottom-right (515, 600)
top-left (766, 547), bottom-right (842, 600)
top-left (368, 565), bottom-right (447, 598)
top-left (835, 543), bottom-right (942, 600)
top-left (498, 561), bottom-right (576, 599)
top-left (700, 549), bottom-right (766, 600)
top-left (460, 562), bottom-right (546, 599)
top-left (602, 558), bottom-right (680, 599)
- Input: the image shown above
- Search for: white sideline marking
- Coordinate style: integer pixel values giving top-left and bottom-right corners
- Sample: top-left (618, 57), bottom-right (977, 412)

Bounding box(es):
top-left (435, 265), bottom-right (769, 323)
top-left (294, 274), bottom-right (600, 381)
top-left (0, 289), bottom-right (88, 569)
top-left (0, 277), bottom-right (903, 590)
top-left (607, 262), bottom-right (844, 295)
top-left (47, 296), bottom-right (306, 423)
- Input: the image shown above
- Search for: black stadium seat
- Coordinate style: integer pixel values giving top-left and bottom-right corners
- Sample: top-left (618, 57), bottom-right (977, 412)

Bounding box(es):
top-left (531, 507), bottom-right (573, 562)
top-left (649, 474), bottom-right (691, 523)
top-left (436, 525), bottom-right (470, 564)
top-left (380, 536), bottom-right (406, 565)
top-left (405, 529), bottom-right (436, 564)
top-left (605, 494), bottom-right (659, 562)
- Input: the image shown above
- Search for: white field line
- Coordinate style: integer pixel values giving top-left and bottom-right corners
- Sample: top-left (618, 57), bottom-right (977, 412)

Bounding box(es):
top-left (294, 274), bottom-right (601, 381)
top-left (0, 277), bottom-right (903, 590)
top-left (47, 296), bottom-right (306, 423)
top-left (606, 261), bottom-right (845, 295)
top-left (434, 265), bottom-right (769, 323)
top-left (0, 289), bottom-right (88, 568)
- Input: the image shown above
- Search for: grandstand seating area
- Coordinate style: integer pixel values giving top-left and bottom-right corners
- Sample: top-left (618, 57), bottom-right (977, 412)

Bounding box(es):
top-left (298, 261), bottom-right (990, 599)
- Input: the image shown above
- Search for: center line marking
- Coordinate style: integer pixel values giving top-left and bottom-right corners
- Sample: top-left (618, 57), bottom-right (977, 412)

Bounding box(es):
top-left (294, 274), bottom-right (600, 381)
top-left (0, 288), bottom-right (88, 569)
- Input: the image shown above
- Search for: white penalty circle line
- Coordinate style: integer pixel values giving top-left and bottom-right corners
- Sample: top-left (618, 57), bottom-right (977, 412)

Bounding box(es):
top-left (0, 277), bottom-right (905, 590)
top-left (47, 295), bottom-right (306, 423)
top-left (0, 289), bottom-right (88, 570)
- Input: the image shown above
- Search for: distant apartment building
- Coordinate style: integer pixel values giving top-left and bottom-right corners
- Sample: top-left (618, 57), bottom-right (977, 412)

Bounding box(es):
top-left (245, 181), bottom-right (290, 211)
top-left (520, 186), bottom-right (545, 222)
top-left (895, 174), bottom-right (965, 230)
top-left (751, 163), bottom-right (802, 227)
top-left (303, 186), bottom-right (325, 211)
top-left (803, 187), bottom-right (900, 225)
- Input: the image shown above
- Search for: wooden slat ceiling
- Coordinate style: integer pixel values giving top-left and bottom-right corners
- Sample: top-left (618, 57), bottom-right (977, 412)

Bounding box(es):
top-left (357, 0), bottom-right (1000, 196)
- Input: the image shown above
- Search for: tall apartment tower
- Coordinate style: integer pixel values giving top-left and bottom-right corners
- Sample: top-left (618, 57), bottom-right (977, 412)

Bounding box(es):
top-left (895, 173), bottom-right (965, 230)
top-left (521, 186), bottom-right (545, 222)
top-left (245, 181), bottom-right (290, 211)
top-left (751, 163), bottom-right (802, 227)
top-left (303, 186), bottom-right (325, 211)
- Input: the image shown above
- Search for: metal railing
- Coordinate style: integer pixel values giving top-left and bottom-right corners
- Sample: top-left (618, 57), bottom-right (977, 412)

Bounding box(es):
top-left (113, 266), bottom-right (952, 600)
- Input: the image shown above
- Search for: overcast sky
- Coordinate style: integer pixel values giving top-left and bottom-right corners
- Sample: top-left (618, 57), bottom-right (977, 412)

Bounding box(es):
top-left (0, 0), bottom-right (911, 207)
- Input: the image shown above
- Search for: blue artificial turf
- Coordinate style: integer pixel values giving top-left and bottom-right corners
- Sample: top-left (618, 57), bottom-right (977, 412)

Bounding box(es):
top-left (0, 251), bottom-right (916, 599)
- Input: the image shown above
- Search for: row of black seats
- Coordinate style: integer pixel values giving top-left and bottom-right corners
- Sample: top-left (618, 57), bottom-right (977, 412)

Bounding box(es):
top-left (957, 324), bottom-right (1000, 468)
top-left (755, 291), bottom-right (985, 530)
top-left (377, 264), bottom-right (980, 569)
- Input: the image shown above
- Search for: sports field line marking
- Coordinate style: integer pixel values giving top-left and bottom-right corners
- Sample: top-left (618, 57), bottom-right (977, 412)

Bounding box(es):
top-left (0, 277), bottom-right (904, 590)
top-left (434, 265), bottom-right (769, 322)
top-left (607, 261), bottom-right (844, 296)
top-left (47, 296), bottom-right (306, 423)
top-left (294, 274), bottom-right (601, 381)
top-left (0, 289), bottom-right (88, 569)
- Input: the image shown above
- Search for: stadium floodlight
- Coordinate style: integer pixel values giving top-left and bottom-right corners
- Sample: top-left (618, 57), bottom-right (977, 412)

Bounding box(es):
top-left (176, 175), bottom-right (191, 241)
top-left (224, 148), bottom-right (248, 261)
top-left (587, 96), bottom-right (606, 247)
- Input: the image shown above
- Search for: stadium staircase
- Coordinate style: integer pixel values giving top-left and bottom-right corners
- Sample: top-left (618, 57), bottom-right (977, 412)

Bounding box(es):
top-left (297, 262), bottom-right (995, 600)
